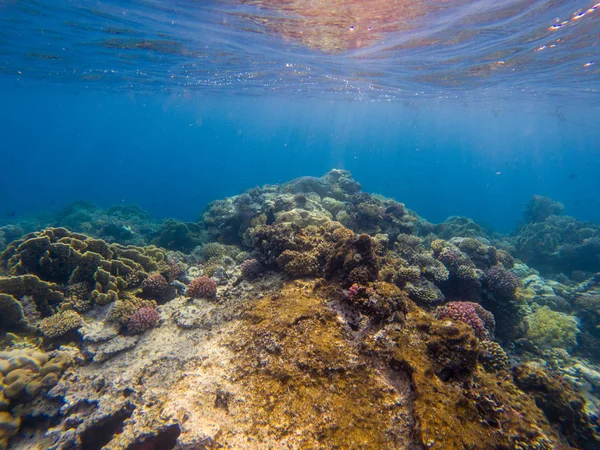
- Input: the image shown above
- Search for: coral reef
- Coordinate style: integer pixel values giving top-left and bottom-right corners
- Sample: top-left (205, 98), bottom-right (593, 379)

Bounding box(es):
top-left (513, 204), bottom-right (600, 276)
top-left (0, 227), bottom-right (165, 314)
top-left (52, 202), bottom-right (156, 246)
top-left (1, 170), bottom-right (600, 449)
top-left (434, 216), bottom-right (490, 240)
top-left (523, 195), bottom-right (565, 223)
top-left (152, 219), bottom-right (203, 252)
top-left (513, 362), bottom-right (598, 449)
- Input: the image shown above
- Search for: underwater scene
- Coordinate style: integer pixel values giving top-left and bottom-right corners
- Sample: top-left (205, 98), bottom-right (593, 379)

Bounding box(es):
top-left (1, 0), bottom-right (600, 449)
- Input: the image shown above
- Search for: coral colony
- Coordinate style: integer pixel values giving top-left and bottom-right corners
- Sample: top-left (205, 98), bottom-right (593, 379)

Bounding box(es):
top-left (1, 170), bottom-right (600, 448)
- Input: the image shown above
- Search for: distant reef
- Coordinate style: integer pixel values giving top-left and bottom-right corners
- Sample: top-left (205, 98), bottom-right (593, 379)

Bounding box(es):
top-left (1, 170), bottom-right (599, 449)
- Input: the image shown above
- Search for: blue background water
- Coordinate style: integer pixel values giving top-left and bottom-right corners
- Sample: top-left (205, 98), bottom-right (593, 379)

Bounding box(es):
top-left (2, 85), bottom-right (599, 232)
top-left (1, 0), bottom-right (599, 233)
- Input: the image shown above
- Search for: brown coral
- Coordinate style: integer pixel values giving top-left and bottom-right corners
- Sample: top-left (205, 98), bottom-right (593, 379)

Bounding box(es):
top-left (127, 306), bottom-right (159, 335)
top-left (38, 310), bottom-right (82, 339)
top-left (187, 276), bottom-right (217, 299)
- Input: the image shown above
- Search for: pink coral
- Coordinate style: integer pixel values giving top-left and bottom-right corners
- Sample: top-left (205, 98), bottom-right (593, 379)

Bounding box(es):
top-left (347, 283), bottom-right (361, 301)
top-left (127, 306), bottom-right (159, 334)
top-left (434, 301), bottom-right (494, 339)
top-left (187, 276), bottom-right (217, 299)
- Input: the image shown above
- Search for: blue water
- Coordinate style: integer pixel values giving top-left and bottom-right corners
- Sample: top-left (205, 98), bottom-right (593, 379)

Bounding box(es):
top-left (1, 0), bottom-right (600, 232)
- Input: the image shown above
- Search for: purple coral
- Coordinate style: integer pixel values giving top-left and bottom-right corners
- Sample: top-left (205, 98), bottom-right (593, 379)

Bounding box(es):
top-left (187, 276), bottom-right (217, 299)
top-left (141, 273), bottom-right (169, 299)
top-left (435, 301), bottom-right (494, 339)
top-left (127, 306), bottom-right (159, 334)
top-left (485, 265), bottom-right (519, 299)
top-left (166, 255), bottom-right (186, 281)
top-left (240, 258), bottom-right (264, 280)
top-left (347, 283), bottom-right (361, 301)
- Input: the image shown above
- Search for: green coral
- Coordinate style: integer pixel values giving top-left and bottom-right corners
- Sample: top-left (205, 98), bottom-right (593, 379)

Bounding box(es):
top-left (0, 228), bottom-right (165, 324)
top-left (526, 306), bottom-right (580, 350)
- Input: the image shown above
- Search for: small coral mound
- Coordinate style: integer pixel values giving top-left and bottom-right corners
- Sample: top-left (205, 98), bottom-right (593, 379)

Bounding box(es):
top-left (239, 258), bottom-right (263, 280)
top-left (345, 282), bottom-right (406, 321)
top-left (434, 301), bottom-right (494, 339)
top-left (140, 273), bottom-right (172, 301)
top-left (484, 265), bottom-right (519, 299)
top-left (127, 306), bottom-right (159, 335)
top-left (478, 340), bottom-right (509, 372)
top-left (523, 195), bottom-right (564, 223)
top-left (38, 310), bottom-right (83, 339)
top-left (187, 276), bottom-right (217, 299)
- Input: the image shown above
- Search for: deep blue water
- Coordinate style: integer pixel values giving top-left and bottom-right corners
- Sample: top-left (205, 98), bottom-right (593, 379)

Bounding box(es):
top-left (1, 0), bottom-right (600, 233)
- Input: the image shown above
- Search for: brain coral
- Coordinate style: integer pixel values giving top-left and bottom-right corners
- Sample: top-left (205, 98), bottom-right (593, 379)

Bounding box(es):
top-left (187, 276), bottom-right (217, 299)
top-left (127, 306), bottom-right (159, 335)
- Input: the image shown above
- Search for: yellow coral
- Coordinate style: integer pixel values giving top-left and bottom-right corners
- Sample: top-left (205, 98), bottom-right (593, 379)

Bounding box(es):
top-left (38, 311), bottom-right (82, 339)
top-left (526, 306), bottom-right (579, 350)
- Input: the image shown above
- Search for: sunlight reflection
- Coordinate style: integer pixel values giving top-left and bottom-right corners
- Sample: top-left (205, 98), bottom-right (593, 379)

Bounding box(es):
top-left (239, 0), bottom-right (469, 53)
